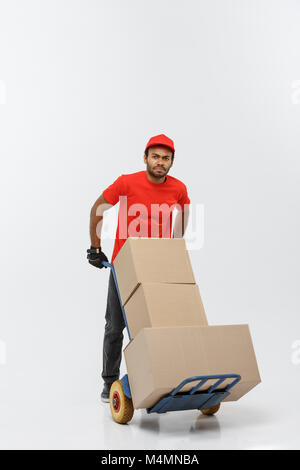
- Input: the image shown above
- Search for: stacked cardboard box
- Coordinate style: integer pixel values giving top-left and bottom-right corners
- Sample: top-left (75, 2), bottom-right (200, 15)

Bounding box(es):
top-left (113, 237), bottom-right (261, 410)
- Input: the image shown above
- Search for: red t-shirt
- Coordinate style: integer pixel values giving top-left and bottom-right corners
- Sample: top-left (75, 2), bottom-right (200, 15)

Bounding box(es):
top-left (102, 170), bottom-right (190, 264)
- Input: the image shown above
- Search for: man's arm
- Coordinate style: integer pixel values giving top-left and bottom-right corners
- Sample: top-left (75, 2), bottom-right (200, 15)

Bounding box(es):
top-left (172, 206), bottom-right (190, 238)
top-left (87, 193), bottom-right (113, 269)
top-left (89, 193), bottom-right (112, 247)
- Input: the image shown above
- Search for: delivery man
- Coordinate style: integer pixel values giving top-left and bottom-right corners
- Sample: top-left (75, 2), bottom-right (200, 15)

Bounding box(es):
top-left (87, 134), bottom-right (191, 402)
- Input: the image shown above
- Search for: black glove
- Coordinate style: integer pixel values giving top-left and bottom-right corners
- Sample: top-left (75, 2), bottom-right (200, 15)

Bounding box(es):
top-left (87, 246), bottom-right (108, 269)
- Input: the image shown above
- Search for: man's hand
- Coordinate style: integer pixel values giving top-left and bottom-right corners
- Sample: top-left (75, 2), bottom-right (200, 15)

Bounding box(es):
top-left (87, 246), bottom-right (108, 269)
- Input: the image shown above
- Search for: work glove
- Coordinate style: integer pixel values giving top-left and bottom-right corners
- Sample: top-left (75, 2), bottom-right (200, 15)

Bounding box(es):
top-left (87, 246), bottom-right (108, 269)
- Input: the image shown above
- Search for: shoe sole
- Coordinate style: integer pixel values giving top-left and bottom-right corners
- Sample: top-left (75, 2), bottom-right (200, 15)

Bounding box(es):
top-left (101, 396), bottom-right (110, 403)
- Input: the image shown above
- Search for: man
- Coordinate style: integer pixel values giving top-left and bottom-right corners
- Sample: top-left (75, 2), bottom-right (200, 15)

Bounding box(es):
top-left (87, 134), bottom-right (191, 402)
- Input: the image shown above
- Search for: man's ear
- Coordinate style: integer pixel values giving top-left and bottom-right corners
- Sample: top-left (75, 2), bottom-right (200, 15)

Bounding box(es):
top-left (143, 153), bottom-right (147, 164)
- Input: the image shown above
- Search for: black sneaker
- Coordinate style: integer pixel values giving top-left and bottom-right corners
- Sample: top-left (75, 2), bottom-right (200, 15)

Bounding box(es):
top-left (101, 382), bottom-right (112, 403)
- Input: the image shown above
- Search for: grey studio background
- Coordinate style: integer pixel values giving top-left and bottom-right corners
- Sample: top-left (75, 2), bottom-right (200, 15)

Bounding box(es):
top-left (0, 0), bottom-right (299, 450)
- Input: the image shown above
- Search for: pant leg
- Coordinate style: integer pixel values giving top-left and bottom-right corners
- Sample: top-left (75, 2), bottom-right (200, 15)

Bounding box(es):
top-left (101, 269), bottom-right (125, 384)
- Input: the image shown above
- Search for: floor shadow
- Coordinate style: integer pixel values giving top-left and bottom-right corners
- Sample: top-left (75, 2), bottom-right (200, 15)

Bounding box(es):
top-left (190, 414), bottom-right (221, 437)
top-left (138, 411), bottom-right (160, 433)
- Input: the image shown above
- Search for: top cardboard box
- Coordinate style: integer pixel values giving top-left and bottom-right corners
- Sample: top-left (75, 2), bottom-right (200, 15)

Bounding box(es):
top-left (113, 237), bottom-right (196, 306)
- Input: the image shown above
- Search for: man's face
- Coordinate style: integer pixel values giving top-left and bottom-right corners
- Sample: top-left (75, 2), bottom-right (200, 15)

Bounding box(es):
top-left (144, 145), bottom-right (173, 179)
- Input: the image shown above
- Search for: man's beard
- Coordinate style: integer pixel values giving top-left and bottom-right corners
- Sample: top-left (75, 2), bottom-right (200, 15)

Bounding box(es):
top-left (147, 163), bottom-right (169, 179)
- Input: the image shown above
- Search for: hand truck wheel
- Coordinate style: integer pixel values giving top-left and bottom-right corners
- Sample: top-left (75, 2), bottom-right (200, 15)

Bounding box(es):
top-left (110, 380), bottom-right (134, 424)
top-left (201, 403), bottom-right (221, 416)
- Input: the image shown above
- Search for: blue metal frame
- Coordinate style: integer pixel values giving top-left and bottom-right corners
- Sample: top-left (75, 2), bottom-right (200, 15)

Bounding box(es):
top-left (146, 374), bottom-right (241, 414)
top-left (171, 374), bottom-right (241, 396)
top-left (102, 261), bottom-right (242, 414)
top-left (121, 374), bottom-right (132, 399)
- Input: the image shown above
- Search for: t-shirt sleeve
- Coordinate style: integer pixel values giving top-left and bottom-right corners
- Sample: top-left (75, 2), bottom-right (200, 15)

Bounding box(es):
top-left (177, 184), bottom-right (191, 210)
top-left (102, 174), bottom-right (126, 206)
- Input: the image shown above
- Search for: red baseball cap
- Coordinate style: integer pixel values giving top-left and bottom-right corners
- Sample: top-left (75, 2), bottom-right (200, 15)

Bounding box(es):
top-left (145, 134), bottom-right (175, 154)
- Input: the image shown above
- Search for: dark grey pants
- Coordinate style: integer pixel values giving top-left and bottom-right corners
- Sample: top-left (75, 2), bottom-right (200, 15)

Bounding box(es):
top-left (101, 269), bottom-right (126, 384)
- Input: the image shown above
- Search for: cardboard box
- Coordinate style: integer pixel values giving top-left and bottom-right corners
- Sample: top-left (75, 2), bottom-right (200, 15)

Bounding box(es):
top-left (124, 325), bottom-right (261, 409)
top-left (113, 237), bottom-right (195, 306)
top-left (124, 283), bottom-right (208, 339)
